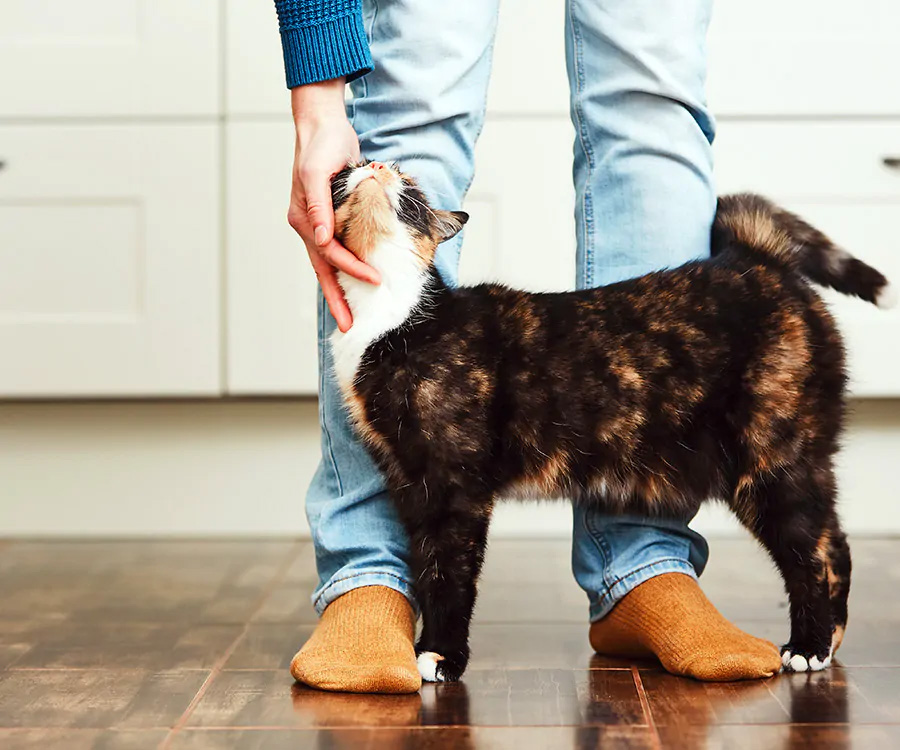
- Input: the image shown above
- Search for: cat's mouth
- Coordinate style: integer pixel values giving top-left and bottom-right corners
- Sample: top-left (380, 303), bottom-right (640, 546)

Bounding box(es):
top-left (348, 162), bottom-right (398, 193)
top-left (333, 163), bottom-right (402, 260)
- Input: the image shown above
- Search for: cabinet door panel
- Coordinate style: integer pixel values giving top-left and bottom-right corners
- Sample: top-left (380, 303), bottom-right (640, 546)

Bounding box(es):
top-left (461, 119), bottom-right (576, 291)
top-left (715, 122), bottom-right (900, 396)
top-left (0, 1), bottom-right (219, 117)
top-left (226, 122), bottom-right (318, 395)
top-left (0, 125), bottom-right (221, 396)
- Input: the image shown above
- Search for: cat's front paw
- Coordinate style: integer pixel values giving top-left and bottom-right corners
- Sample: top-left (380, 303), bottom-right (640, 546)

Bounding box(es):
top-left (780, 644), bottom-right (832, 673)
top-left (416, 651), bottom-right (466, 682)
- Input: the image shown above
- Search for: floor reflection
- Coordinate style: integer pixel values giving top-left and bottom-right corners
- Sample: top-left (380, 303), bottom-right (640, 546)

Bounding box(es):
top-left (291, 681), bottom-right (475, 749)
top-left (290, 664), bottom-right (852, 750)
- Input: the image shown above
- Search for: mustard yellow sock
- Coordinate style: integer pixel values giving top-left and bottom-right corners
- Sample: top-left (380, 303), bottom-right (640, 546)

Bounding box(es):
top-left (589, 573), bottom-right (781, 681)
top-left (290, 586), bottom-right (421, 694)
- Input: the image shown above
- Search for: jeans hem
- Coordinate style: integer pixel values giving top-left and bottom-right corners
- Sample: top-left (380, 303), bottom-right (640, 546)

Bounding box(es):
top-left (313, 570), bottom-right (419, 617)
top-left (588, 558), bottom-right (697, 623)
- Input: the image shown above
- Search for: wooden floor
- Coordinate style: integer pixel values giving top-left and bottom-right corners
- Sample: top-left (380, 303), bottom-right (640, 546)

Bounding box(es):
top-left (0, 537), bottom-right (898, 749)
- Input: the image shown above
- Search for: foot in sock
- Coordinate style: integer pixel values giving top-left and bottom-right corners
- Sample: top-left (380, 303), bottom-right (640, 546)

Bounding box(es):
top-left (290, 585), bottom-right (421, 694)
top-left (589, 573), bottom-right (781, 681)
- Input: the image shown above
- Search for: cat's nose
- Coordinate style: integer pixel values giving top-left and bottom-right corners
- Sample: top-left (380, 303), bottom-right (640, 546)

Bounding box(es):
top-left (370, 162), bottom-right (386, 170)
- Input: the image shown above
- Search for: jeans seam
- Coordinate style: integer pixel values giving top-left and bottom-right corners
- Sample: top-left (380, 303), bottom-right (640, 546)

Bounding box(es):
top-left (435, 3), bottom-right (499, 285)
top-left (568, 0), bottom-right (596, 289)
top-left (461, 3), bottom-right (500, 204)
top-left (348, 0), bottom-right (377, 125)
top-left (317, 293), bottom-right (344, 497)
top-left (582, 507), bottom-right (612, 584)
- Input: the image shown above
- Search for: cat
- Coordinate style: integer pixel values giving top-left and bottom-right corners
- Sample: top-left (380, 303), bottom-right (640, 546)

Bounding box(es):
top-left (327, 159), bottom-right (895, 683)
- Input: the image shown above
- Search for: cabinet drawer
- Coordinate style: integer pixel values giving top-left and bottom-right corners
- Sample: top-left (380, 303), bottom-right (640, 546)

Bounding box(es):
top-left (0, 1), bottom-right (220, 117)
top-left (709, 1), bottom-right (900, 115)
top-left (226, 122), bottom-right (317, 395)
top-left (715, 121), bottom-right (900, 396)
top-left (0, 125), bottom-right (221, 396)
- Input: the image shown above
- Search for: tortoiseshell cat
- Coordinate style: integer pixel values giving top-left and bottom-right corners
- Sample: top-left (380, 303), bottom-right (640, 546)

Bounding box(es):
top-left (328, 159), bottom-right (895, 683)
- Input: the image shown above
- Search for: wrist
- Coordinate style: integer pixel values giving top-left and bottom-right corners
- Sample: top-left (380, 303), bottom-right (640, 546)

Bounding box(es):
top-left (292, 79), bottom-right (347, 127)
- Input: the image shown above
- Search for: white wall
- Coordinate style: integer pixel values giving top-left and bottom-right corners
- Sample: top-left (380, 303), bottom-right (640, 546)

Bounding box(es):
top-left (1, 399), bottom-right (898, 537)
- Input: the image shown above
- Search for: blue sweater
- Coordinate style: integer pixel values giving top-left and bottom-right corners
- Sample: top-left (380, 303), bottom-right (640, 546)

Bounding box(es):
top-left (274, 0), bottom-right (372, 88)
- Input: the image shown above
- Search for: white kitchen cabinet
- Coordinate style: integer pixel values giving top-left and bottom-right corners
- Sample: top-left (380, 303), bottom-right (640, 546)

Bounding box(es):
top-left (461, 120), bottom-right (576, 292)
top-left (0, 125), bottom-right (221, 396)
top-left (714, 121), bottom-right (900, 396)
top-left (225, 121), bottom-right (318, 394)
top-left (0, 0), bottom-right (220, 117)
top-left (472, 0), bottom-right (569, 117)
top-left (225, 0), bottom-right (291, 117)
top-left (708, 0), bottom-right (900, 116)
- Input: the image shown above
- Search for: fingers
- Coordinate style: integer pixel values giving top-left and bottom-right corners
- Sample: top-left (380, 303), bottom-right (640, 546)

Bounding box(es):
top-left (318, 238), bottom-right (381, 284)
top-left (308, 249), bottom-right (353, 333)
top-left (300, 168), bottom-right (334, 248)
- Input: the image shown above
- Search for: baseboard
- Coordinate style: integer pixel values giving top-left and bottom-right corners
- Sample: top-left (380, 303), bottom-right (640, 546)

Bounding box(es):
top-left (1, 399), bottom-right (898, 536)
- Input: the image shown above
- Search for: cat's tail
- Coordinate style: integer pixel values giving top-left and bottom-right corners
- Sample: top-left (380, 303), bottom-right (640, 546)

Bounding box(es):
top-left (712, 193), bottom-right (896, 308)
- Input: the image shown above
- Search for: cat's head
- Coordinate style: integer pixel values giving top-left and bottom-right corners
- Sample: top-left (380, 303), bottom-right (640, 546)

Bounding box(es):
top-left (331, 160), bottom-right (468, 268)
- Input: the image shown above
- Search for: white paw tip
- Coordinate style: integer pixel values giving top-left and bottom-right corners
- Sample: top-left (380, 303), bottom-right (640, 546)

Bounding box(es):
top-left (808, 656), bottom-right (827, 671)
top-left (417, 652), bottom-right (445, 683)
top-left (877, 282), bottom-right (898, 310)
top-left (782, 651), bottom-right (793, 668)
top-left (789, 654), bottom-right (809, 672)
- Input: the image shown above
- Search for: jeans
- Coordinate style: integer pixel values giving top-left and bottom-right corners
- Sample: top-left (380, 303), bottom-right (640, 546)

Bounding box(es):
top-left (306, 0), bottom-right (715, 622)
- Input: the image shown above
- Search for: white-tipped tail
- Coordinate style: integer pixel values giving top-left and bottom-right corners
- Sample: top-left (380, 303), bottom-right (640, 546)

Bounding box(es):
top-left (876, 282), bottom-right (898, 310)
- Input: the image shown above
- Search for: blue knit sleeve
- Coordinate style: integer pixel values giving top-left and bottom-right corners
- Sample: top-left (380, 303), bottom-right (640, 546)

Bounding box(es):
top-left (274, 0), bottom-right (373, 88)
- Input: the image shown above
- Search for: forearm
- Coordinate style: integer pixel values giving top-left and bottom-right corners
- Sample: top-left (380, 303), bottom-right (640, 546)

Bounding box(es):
top-left (292, 78), bottom-right (348, 129)
top-left (274, 0), bottom-right (372, 88)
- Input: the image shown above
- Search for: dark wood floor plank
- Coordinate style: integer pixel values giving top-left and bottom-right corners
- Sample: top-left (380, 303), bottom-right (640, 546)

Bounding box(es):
top-left (186, 669), bottom-right (644, 729)
top-left (645, 666), bottom-right (900, 729)
top-left (0, 541), bottom-right (301, 625)
top-left (0, 670), bottom-right (206, 729)
top-left (640, 670), bottom-right (790, 726)
top-left (170, 726), bottom-right (656, 750)
top-left (658, 724), bottom-right (900, 750)
top-left (2, 621), bottom-right (241, 671)
top-left (224, 623), bottom-right (639, 672)
top-left (0, 728), bottom-right (168, 750)
top-left (1, 537), bottom-right (899, 748)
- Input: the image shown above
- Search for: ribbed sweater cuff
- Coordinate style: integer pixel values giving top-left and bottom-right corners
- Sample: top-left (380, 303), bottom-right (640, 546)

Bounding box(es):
top-left (280, 13), bottom-right (373, 88)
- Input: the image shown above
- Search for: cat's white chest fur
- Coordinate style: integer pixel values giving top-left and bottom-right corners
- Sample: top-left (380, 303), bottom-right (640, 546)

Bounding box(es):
top-left (330, 231), bottom-right (429, 392)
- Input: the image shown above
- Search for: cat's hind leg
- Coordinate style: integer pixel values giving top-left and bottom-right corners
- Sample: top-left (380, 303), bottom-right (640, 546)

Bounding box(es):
top-left (823, 517), bottom-right (851, 659)
top-left (733, 464), bottom-right (839, 672)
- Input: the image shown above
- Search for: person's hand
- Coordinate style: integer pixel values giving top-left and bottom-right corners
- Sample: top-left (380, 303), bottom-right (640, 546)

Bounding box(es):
top-left (288, 79), bottom-right (380, 332)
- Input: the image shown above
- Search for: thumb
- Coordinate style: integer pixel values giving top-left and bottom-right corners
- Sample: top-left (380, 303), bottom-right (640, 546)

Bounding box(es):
top-left (304, 173), bottom-right (334, 248)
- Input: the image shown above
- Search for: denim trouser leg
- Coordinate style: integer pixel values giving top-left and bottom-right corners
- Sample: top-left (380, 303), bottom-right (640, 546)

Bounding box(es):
top-left (565, 0), bottom-right (716, 621)
top-left (307, 0), bottom-right (716, 622)
top-left (306, 0), bottom-right (500, 614)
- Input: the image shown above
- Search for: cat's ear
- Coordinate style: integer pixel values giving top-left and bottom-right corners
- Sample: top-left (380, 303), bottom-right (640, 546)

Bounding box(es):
top-left (434, 210), bottom-right (469, 243)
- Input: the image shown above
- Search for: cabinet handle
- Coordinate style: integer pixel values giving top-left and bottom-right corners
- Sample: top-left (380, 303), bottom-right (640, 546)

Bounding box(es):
top-left (884, 157), bottom-right (900, 170)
